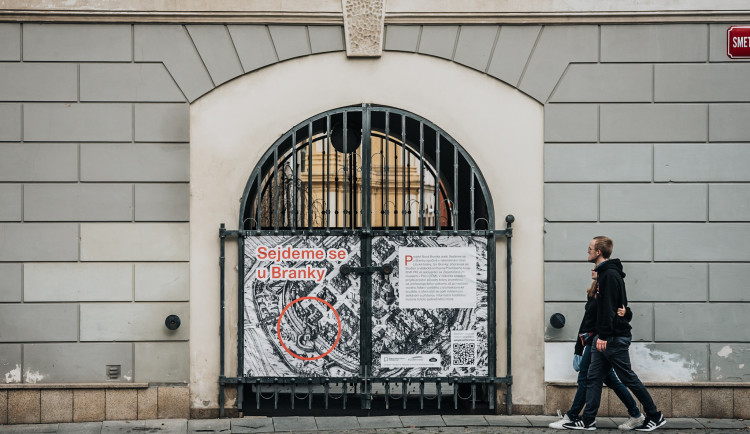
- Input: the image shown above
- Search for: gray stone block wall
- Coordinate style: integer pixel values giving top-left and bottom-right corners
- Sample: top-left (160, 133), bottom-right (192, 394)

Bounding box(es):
top-left (0, 22), bottom-right (198, 384)
top-left (2, 20), bottom-right (749, 386)
top-left (531, 23), bottom-right (750, 382)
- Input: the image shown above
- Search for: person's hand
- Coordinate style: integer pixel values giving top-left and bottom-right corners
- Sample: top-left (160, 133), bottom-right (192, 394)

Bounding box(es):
top-left (617, 305), bottom-right (626, 317)
top-left (596, 337), bottom-right (607, 352)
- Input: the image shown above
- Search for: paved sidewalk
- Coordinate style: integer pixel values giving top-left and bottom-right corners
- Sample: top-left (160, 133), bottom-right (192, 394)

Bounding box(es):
top-left (0, 415), bottom-right (748, 433)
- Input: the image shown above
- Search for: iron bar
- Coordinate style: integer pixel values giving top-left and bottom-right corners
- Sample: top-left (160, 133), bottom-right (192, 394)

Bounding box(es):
top-left (292, 130), bottom-right (297, 232)
top-left (471, 169), bottom-right (475, 233)
top-left (506, 215), bottom-right (514, 415)
top-left (401, 114), bottom-right (406, 233)
top-left (384, 112), bottom-right (390, 232)
top-left (290, 382), bottom-right (295, 409)
top-left (419, 379), bottom-right (424, 409)
top-left (324, 382), bottom-right (330, 410)
top-left (453, 146), bottom-right (458, 234)
top-left (343, 111), bottom-right (349, 234)
top-left (436, 381), bottom-right (442, 410)
top-left (326, 115), bottom-right (331, 233)
top-left (453, 380), bottom-right (458, 409)
top-left (435, 132), bottom-right (441, 233)
top-left (419, 122), bottom-right (424, 233)
top-left (343, 382), bottom-right (348, 409)
top-left (402, 380), bottom-right (408, 410)
top-left (384, 380), bottom-right (390, 409)
top-left (256, 381), bottom-right (261, 410)
top-left (219, 224), bottom-right (226, 418)
top-left (273, 147), bottom-right (279, 232)
top-left (308, 122), bottom-right (313, 231)
top-left (471, 381), bottom-right (477, 409)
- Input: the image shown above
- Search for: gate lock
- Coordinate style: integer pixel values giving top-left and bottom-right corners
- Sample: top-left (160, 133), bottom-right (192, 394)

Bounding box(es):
top-left (340, 263), bottom-right (393, 277)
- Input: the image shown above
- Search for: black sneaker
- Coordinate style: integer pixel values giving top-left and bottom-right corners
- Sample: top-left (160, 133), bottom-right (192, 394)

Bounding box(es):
top-left (563, 418), bottom-right (596, 430)
top-left (634, 412), bottom-right (666, 432)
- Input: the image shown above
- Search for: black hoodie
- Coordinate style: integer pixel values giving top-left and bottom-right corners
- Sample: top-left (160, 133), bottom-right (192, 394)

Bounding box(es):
top-left (594, 258), bottom-right (632, 340)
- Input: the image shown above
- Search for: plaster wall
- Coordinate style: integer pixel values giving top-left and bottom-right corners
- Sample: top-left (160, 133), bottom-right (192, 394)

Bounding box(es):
top-left (190, 51), bottom-right (545, 408)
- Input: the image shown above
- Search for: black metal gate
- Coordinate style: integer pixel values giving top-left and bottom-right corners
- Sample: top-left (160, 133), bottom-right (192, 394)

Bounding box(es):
top-left (218, 104), bottom-right (514, 416)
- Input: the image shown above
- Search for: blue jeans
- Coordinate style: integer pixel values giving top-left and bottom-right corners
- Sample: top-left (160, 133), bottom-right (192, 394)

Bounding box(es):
top-left (582, 336), bottom-right (658, 423)
top-left (566, 344), bottom-right (640, 419)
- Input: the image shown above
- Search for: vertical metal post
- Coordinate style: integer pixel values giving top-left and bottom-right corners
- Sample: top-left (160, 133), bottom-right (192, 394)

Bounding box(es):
top-left (360, 105), bottom-right (372, 409)
top-left (506, 215), bottom-right (514, 415)
top-left (487, 229), bottom-right (497, 411)
top-left (219, 224), bottom-right (226, 418)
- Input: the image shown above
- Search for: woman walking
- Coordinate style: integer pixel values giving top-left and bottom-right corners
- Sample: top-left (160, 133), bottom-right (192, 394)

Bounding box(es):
top-left (549, 270), bottom-right (644, 430)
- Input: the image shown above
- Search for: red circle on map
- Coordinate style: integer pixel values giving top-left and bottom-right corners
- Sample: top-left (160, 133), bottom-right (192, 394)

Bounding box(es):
top-left (276, 296), bottom-right (342, 361)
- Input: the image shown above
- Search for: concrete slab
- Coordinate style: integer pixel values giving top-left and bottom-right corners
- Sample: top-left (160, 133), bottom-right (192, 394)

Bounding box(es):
top-left (188, 418), bottom-right (229, 433)
top-left (357, 415), bottom-right (402, 429)
top-left (145, 419), bottom-right (187, 433)
top-left (400, 415), bottom-right (446, 427)
top-left (594, 417), bottom-right (618, 429)
top-left (0, 424), bottom-right (58, 433)
top-left (230, 417), bottom-right (274, 433)
top-left (314, 416), bottom-right (359, 430)
top-left (101, 420), bottom-right (145, 434)
top-left (484, 415), bottom-right (531, 426)
top-left (442, 415), bottom-right (489, 426)
top-left (663, 418), bottom-right (704, 429)
top-left (272, 416), bottom-right (317, 432)
top-left (526, 415), bottom-right (559, 427)
top-left (696, 418), bottom-right (750, 429)
top-left (56, 422), bottom-right (101, 434)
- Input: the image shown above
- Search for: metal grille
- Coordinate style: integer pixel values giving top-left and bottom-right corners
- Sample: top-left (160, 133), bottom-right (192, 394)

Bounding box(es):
top-left (241, 105), bottom-right (492, 234)
top-left (221, 104), bottom-right (512, 416)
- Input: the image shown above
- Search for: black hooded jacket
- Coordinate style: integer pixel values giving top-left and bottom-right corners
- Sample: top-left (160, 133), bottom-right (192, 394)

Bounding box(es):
top-left (594, 258), bottom-right (632, 340)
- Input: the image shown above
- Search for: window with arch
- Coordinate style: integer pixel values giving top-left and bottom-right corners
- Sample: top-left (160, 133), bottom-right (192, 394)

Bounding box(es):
top-left (241, 105), bottom-right (494, 233)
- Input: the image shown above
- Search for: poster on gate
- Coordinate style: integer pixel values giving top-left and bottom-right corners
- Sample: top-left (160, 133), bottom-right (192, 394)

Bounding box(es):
top-left (242, 235), bottom-right (361, 377)
top-left (370, 236), bottom-right (489, 378)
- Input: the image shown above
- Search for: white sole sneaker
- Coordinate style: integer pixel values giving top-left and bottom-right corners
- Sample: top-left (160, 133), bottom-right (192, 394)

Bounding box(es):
top-left (619, 415), bottom-right (645, 430)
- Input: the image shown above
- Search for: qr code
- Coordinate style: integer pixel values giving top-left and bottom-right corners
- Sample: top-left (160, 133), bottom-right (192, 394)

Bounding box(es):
top-left (451, 342), bottom-right (476, 367)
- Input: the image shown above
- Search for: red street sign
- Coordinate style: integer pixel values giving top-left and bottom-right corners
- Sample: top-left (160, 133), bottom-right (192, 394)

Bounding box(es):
top-left (727, 26), bottom-right (750, 59)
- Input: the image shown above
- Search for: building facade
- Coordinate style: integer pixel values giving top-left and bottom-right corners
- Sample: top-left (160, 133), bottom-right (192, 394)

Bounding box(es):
top-left (1, 0), bottom-right (750, 423)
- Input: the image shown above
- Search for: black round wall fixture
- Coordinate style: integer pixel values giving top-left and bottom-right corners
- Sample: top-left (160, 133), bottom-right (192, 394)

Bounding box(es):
top-left (165, 315), bottom-right (181, 330)
top-left (550, 313), bottom-right (566, 329)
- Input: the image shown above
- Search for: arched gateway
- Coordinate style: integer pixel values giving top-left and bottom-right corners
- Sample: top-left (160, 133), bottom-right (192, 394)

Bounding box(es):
top-left (218, 104), bottom-right (514, 415)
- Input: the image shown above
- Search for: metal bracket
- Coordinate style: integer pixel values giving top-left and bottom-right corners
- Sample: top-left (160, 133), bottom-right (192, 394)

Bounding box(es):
top-left (340, 263), bottom-right (393, 276)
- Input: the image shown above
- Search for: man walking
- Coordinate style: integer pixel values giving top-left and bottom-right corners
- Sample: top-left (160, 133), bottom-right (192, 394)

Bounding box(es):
top-left (564, 236), bottom-right (666, 432)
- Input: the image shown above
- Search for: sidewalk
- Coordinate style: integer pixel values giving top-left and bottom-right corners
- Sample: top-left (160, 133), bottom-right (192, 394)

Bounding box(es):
top-left (1, 415), bottom-right (748, 433)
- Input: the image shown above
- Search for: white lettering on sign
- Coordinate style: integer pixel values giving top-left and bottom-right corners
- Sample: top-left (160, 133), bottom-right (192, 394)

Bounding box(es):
top-left (733, 36), bottom-right (750, 48)
top-left (398, 247), bottom-right (476, 309)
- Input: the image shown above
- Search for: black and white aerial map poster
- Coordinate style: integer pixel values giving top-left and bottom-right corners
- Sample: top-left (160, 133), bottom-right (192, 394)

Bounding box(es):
top-left (371, 236), bottom-right (488, 378)
top-left (243, 235), bottom-right (361, 377)
top-left (243, 235), bottom-right (488, 379)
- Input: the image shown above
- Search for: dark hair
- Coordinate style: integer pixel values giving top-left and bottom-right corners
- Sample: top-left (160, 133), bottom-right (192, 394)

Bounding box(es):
top-left (593, 236), bottom-right (613, 259)
top-left (586, 280), bottom-right (597, 298)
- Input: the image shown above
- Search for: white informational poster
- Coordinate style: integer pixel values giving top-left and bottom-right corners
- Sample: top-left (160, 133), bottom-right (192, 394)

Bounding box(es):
top-left (398, 247), bottom-right (477, 309)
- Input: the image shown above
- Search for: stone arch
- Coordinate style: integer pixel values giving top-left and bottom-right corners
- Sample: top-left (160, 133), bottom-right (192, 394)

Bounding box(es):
top-left (134, 24), bottom-right (596, 104)
top-left (188, 50), bottom-right (545, 410)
